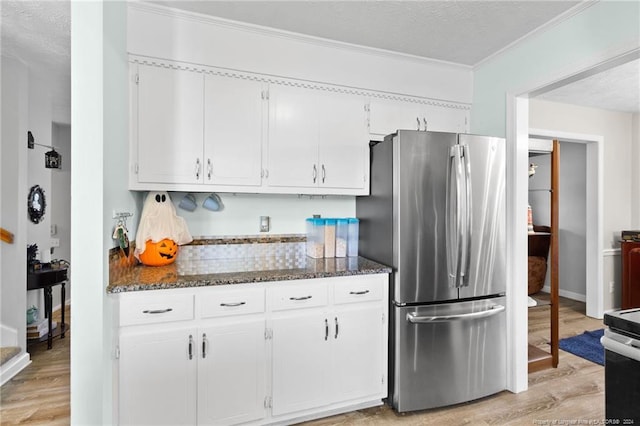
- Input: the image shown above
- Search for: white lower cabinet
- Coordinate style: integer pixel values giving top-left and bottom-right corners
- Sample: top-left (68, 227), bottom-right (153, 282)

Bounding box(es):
top-left (198, 319), bottom-right (266, 425)
top-left (269, 275), bottom-right (387, 419)
top-left (119, 326), bottom-right (198, 426)
top-left (114, 274), bottom-right (388, 425)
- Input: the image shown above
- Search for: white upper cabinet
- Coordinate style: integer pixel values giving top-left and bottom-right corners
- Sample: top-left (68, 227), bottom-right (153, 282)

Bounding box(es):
top-left (135, 63), bottom-right (204, 185)
top-left (317, 91), bottom-right (369, 191)
top-left (266, 84), bottom-right (319, 189)
top-left (369, 98), bottom-right (469, 139)
top-left (203, 74), bottom-right (264, 187)
top-left (267, 84), bottom-right (369, 194)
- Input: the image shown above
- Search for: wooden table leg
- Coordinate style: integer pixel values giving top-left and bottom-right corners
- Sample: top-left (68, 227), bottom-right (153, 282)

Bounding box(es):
top-left (44, 286), bottom-right (53, 349)
top-left (61, 282), bottom-right (66, 338)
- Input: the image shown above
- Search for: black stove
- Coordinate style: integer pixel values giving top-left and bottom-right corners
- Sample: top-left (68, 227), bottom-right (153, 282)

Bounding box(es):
top-left (602, 308), bottom-right (640, 423)
top-left (604, 307), bottom-right (640, 338)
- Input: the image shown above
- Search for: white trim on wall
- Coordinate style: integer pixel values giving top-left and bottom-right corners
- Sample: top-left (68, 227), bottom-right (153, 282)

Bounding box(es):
top-left (504, 94), bottom-right (530, 393)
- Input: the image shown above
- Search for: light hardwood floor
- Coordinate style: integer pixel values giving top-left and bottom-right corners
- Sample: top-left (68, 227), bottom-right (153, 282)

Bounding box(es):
top-left (0, 296), bottom-right (604, 425)
top-left (1, 308), bottom-right (70, 425)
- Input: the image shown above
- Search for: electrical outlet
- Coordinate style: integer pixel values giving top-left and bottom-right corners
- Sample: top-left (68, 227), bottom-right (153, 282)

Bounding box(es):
top-left (609, 281), bottom-right (615, 293)
top-left (50, 238), bottom-right (60, 248)
top-left (260, 216), bottom-right (270, 232)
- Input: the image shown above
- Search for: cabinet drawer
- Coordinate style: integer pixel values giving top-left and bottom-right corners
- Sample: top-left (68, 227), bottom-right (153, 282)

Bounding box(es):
top-left (200, 287), bottom-right (265, 318)
top-left (119, 293), bottom-right (194, 326)
top-left (333, 276), bottom-right (384, 304)
top-left (270, 282), bottom-right (328, 311)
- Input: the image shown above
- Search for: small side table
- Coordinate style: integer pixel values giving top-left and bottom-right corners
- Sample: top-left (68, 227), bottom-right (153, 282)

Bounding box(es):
top-left (27, 267), bottom-right (68, 349)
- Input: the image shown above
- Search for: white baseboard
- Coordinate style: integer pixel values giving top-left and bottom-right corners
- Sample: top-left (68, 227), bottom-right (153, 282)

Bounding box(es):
top-left (0, 352), bottom-right (31, 386)
top-left (541, 285), bottom-right (586, 302)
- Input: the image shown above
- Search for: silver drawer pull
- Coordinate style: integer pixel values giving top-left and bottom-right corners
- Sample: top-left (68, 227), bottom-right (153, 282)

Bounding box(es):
top-left (142, 308), bottom-right (173, 314)
top-left (220, 302), bottom-right (246, 307)
top-left (289, 295), bottom-right (312, 301)
top-left (349, 290), bottom-right (370, 295)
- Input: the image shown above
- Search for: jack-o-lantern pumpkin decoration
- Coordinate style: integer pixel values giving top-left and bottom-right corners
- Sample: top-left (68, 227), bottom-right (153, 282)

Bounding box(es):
top-left (138, 238), bottom-right (178, 266)
top-left (134, 191), bottom-right (193, 267)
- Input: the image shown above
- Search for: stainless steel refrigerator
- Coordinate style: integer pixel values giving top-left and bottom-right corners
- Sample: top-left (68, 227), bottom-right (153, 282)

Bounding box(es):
top-left (356, 130), bottom-right (506, 412)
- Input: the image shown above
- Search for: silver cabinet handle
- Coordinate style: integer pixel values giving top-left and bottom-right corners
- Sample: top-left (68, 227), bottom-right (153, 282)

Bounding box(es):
top-left (321, 164), bottom-right (326, 183)
top-left (349, 290), bottom-right (370, 295)
top-left (334, 317), bottom-right (339, 339)
top-left (207, 158), bottom-right (212, 180)
top-left (312, 164), bottom-right (317, 183)
top-left (407, 304), bottom-right (505, 324)
top-left (289, 295), bottom-right (312, 301)
top-left (416, 117), bottom-right (420, 130)
top-left (324, 318), bottom-right (329, 341)
top-left (220, 301), bottom-right (246, 307)
top-left (202, 333), bottom-right (208, 359)
top-left (142, 308), bottom-right (173, 314)
top-left (423, 117), bottom-right (428, 131)
top-left (188, 334), bottom-right (194, 360)
top-left (195, 158), bottom-right (201, 180)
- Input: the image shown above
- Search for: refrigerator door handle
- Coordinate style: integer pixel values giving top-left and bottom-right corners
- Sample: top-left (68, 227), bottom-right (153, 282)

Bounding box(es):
top-left (460, 144), bottom-right (472, 286)
top-left (406, 304), bottom-right (505, 323)
top-left (446, 145), bottom-right (464, 288)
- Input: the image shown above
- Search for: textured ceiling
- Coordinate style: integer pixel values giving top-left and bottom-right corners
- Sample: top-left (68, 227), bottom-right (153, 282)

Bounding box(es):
top-left (537, 58), bottom-right (640, 114)
top-left (1, 0), bottom-right (638, 126)
top-left (1, 0), bottom-right (70, 123)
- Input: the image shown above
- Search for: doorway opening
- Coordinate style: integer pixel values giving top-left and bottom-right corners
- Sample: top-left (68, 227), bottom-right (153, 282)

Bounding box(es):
top-left (528, 129), bottom-right (603, 319)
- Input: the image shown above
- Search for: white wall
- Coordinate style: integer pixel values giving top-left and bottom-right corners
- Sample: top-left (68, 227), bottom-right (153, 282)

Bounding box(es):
top-left (51, 123), bottom-right (71, 309)
top-left (71, 2), bottom-right (133, 423)
top-left (128, 3), bottom-right (473, 105)
top-left (169, 193), bottom-right (354, 237)
top-left (1, 56), bottom-right (29, 359)
top-left (472, 0), bottom-right (640, 394)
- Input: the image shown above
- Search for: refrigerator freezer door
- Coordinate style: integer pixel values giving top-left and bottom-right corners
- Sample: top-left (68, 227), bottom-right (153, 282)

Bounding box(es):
top-left (392, 297), bottom-right (506, 412)
top-left (457, 134), bottom-right (506, 299)
top-left (393, 130), bottom-right (458, 304)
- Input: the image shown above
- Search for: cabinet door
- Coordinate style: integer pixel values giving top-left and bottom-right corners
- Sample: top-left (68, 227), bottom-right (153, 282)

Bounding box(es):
top-left (119, 327), bottom-right (197, 426)
top-left (369, 99), bottom-right (423, 136)
top-left (331, 304), bottom-right (384, 403)
top-left (267, 85), bottom-right (319, 188)
top-left (422, 104), bottom-right (468, 133)
top-left (136, 64), bottom-right (204, 184)
top-left (317, 92), bottom-right (369, 191)
top-left (369, 99), bottom-right (469, 136)
top-left (204, 75), bottom-right (264, 187)
top-left (271, 310), bottom-right (330, 416)
top-left (197, 319), bottom-right (266, 425)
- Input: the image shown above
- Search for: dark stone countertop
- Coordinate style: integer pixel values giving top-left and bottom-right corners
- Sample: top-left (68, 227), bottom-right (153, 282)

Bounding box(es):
top-left (106, 256), bottom-right (391, 294)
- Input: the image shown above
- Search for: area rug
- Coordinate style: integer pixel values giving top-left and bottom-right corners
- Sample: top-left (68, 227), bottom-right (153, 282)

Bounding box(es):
top-left (559, 329), bottom-right (605, 366)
